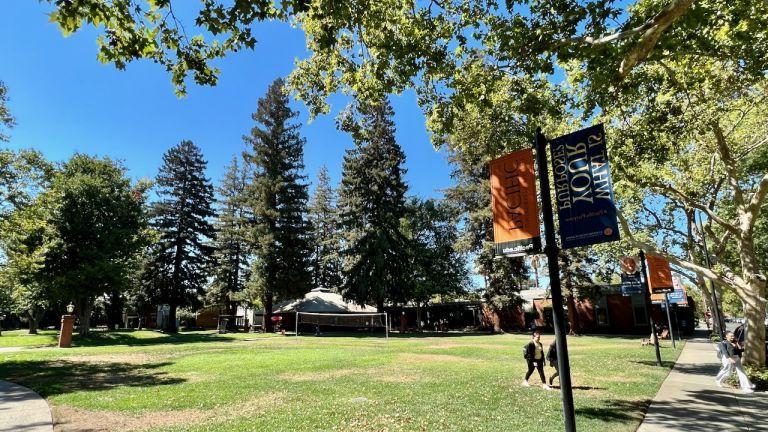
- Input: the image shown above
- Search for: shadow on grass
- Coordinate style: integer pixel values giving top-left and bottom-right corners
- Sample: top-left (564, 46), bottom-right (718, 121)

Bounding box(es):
top-left (0, 358), bottom-right (185, 398)
top-left (576, 398), bottom-right (651, 422)
top-left (72, 330), bottom-right (239, 347)
top-left (630, 360), bottom-right (677, 369)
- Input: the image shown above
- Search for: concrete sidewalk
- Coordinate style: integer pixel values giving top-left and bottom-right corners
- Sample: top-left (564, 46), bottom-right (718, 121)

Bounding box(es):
top-left (638, 331), bottom-right (767, 432)
top-left (0, 380), bottom-right (53, 432)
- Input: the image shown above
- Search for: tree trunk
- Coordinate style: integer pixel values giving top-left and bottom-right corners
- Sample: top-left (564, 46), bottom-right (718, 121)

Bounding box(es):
top-left (27, 310), bottom-right (39, 335)
top-left (741, 279), bottom-right (767, 367)
top-left (264, 292), bottom-right (274, 333)
top-left (106, 291), bottom-right (124, 330)
top-left (567, 293), bottom-right (581, 335)
top-left (77, 298), bottom-right (92, 337)
top-left (166, 303), bottom-right (178, 333)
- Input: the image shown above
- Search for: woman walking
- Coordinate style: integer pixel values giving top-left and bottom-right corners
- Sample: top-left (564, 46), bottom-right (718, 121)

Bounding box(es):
top-left (523, 331), bottom-right (551, 389)
top-left (547, 340), bottom-right (559, 387)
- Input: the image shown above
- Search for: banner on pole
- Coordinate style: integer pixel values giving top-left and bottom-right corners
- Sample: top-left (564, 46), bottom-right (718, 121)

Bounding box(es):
top-left (646, 254), bottom-right (674, 294)
top-left (619, 256), bottom-right (643, 296)
top-left (549, 124), bottom-right (620, 249)
top-left (490, 149), bottom-right (541, 256)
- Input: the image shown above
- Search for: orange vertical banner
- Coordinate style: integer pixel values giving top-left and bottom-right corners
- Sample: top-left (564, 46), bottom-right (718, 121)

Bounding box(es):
top-left (645, 254), bottom-right (674, 294)
top-left (490, 149), bottom-right (541, 256)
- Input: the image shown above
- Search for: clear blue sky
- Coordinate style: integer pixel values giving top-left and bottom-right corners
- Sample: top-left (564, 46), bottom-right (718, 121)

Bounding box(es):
top-left (0, 2), bottom-right (453, 199)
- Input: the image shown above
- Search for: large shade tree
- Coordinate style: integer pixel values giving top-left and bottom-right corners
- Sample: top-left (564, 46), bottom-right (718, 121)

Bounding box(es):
top-left (44, 155), bottom-right (146, 336)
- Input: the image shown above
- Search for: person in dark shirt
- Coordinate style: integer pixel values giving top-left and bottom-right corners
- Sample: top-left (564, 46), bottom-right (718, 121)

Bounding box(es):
top-left (523, 331), bottom-right (551, 390)
top-left (715, 331), bottom-right (755, 393)
top-left (547, 340), bottom-right (559, 386)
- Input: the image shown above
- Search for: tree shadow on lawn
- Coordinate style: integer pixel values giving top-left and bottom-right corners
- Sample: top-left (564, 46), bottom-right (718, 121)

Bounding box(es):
top-left (575, 398), bottom-right (651, 422)
top-left (72, 330), bottom-right (240, 347)
top-left (0, 359), bottom-right (185, 398)
top-left (630, 360), bottom-right (677, 369)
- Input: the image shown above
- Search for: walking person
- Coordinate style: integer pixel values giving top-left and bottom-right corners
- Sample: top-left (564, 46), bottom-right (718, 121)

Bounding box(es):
top-left (547, 340), bottom-right (559, 387)
top-left (715, 331), bottom-right (755, 393)
top-left (523, 331), bottom-right (551, 390)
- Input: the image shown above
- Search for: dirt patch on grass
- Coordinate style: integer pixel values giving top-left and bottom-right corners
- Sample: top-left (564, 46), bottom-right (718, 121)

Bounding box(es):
top-left (53, 393), bottom-right (283, 431)
top-left (398, 353), bottom-right (480, 364)
top-left (426, 342), bottom-right (508, 350)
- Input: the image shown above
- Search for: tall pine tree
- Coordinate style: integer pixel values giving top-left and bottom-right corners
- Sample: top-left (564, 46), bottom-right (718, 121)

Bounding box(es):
top-left (338, 99), bottom-right (411, 310)
top-left (243, 78), bottom-right (312, 332)
top-left (308, 165), bottom-right (343, 290)
top-left (145, 141), bottom-right (216, 333)
top-left (209, 156), bottom-right (251, 318)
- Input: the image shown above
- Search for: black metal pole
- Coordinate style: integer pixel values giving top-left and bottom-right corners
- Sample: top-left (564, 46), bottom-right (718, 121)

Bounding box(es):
top-left (534, 129), bottom-right (577, 432)
top-left (639, 250), bottom-right (663, 366)
top-left (697, 211), bottom-right (724, 341)
top-left (663, 293), bottom-right (676, 349)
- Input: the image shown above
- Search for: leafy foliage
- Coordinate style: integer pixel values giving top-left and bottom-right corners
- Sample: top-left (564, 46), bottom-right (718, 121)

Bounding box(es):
top-left (0, 80), bottom-right (15, 142)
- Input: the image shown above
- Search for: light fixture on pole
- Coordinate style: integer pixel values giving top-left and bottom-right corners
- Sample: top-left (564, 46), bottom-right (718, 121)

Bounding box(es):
top-left (66, 302), bottom-right (75, 314)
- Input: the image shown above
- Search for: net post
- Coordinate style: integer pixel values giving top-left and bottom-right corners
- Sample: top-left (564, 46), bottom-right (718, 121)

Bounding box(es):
top-left (385, 313), bottom-right (389, 340)
top-left (295, 311), bottom-right (299, 340)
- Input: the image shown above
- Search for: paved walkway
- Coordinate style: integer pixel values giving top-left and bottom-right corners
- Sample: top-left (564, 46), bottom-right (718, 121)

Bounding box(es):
top-left (638, 331), bottom-right (768, 432)
top-left (0, 380), bottom-right (53, 432)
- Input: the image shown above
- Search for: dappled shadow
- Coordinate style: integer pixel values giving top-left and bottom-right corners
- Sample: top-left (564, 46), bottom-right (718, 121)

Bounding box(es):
top-left (0, 359), bottom-right (185, 397)
top-left (630, 360), bottom-right (677, 369)
top-left (550, 385), bottom-right (607, 391)
top-left (640, 388), bottom-right (768, 431)
top-left (576, 398), bottom-right (651, 422)
top-left (307, 331), bottom-right (491, 339)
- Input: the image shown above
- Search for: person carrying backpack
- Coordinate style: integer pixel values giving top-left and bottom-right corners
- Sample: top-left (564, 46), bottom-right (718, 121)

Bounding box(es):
top-left (547, 340), bottom-right (559, 386)
top-left (715, 331), bottom-right (755, 393)
top-left (523, 330), bottom-right (551, 390)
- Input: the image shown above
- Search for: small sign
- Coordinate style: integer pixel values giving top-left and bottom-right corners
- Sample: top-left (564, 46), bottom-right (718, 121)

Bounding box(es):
top-left (621, 273), bottom-right (643, 296)
top-left (549, 124), bottom-right (620, 249)
top-left (490, 149), bottom-right (542, 256)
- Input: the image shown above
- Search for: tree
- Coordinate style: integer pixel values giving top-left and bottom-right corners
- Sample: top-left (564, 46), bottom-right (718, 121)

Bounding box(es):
top-left (145, 141), bottom-right (216, 333)
top-left (209, 156), bottom-right (251, 316)
top-left (608, 61), bottom-right (768, 366)
top-left (1, 149), bottom-right (55, 217)
top-left (0, 80), bottom-right (15, 142)
top-left (243, 78), bottom-right (313, 332)
top-left (308, 165), bottom-right (342, 290)
top-left (0, 196), bottom-right (55, 334)
top-left (44, 155), bottom-right (146, 336)
top-left (403, 198), bottom-right (470, 328)
top-left (337, 99), bottom-right (411, 310)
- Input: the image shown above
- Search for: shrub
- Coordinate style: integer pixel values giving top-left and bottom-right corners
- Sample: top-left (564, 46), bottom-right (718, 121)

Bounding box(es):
top-left (177, 309), bottom-right (197, 330)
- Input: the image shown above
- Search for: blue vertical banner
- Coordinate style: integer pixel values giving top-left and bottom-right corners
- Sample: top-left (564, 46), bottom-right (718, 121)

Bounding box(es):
top-left (549, 124), bottom-right (620, 249)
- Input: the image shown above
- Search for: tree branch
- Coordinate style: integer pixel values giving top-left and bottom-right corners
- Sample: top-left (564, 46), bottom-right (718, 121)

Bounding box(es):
top-left (712, 122), bottom-right (745, 208)
top-left (646, 180), bottom-right (739, 234)
top-left (618, 0), bottom-right (696, 78)
top-left (617, 209), bottom-right (734, 287)
top-left (746, 173), bottom-right (768, 229)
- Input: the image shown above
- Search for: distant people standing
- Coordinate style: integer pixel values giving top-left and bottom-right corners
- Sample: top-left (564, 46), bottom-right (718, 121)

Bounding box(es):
top-left (547, 340), bottom-right (559, 387)
top-left (715, 331), bottom-right (755, 393)
top-left (523, 331), bottom-right (551, 390)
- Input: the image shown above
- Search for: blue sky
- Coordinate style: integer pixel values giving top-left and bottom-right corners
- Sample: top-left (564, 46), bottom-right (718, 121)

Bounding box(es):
top-left (0, 2), bottom-right (454, 199)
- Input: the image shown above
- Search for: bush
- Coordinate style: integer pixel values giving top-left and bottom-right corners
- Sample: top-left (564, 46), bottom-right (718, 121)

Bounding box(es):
top-left (177, 309), bottom-right (197, 330)
top-left (725, 365), bottom-right (768, 391)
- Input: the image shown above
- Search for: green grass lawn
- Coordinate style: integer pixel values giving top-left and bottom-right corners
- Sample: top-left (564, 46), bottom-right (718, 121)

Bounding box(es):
top-left (0, 329), bottom-right (60, 347)
top-left (0, 330), bottom-right (682, 431)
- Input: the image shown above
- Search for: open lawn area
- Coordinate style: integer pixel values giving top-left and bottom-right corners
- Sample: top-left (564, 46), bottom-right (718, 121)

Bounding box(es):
top-left (0, 331), bottom-right (682, 431)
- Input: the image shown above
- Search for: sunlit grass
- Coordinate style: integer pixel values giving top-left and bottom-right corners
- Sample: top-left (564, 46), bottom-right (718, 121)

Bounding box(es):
top-left (0, 330), bottom-right (682, 431)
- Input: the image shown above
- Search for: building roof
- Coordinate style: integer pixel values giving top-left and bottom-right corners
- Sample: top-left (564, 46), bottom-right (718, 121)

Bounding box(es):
top-left (274, 288), bottom-right (378, 314)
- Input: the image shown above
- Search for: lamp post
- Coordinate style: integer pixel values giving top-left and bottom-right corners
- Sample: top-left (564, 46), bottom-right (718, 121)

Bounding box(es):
top-left (697, 211), bottom-right (724, 342)
top-left (59, 302), bottom-right (76, 348)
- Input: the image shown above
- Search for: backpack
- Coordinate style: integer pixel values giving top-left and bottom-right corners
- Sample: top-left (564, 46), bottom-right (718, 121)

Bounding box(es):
top-left (522, 343), bottom-right (530, 359)
top-left (715, 340), bottom-right (728, 360)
